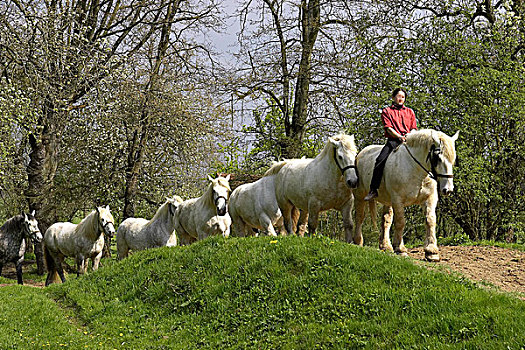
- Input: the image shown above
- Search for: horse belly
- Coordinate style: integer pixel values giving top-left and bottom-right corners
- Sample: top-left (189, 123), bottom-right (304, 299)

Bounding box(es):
top-left (123, 219), bottom-right (150, 250)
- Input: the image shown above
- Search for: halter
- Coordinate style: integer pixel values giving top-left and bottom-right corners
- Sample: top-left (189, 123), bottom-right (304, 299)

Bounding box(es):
top-left (404, 143), bottom-right (454, 181)
top-left (333, 148), bottom-right (358, 175)
top-left (214, 195), bottom-right (228, 207)
top-left (98, 215), bottom-right (114, 235)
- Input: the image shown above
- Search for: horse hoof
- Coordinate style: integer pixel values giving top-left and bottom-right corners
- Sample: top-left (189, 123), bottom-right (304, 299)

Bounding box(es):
top-left (425, 253), bottom-right (440, 262)
top-left (397, 252), bottom-right (409, 257)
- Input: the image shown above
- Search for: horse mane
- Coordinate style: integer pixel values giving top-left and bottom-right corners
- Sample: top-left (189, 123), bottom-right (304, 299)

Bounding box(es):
top-left (0, 215), bottom-right (23, 235)
top-left (263, 161), bottom-right (288, 177)
top-left (406, 129), bottom-right (456, 162)
top-left (74, 210), bottom-right (98, 237)
top-left (216, 177), bottom-right (231, 192)
top-left (145, 196), bottom-right (183, 226)
top-left (318, 133), bottom-right (358, 158)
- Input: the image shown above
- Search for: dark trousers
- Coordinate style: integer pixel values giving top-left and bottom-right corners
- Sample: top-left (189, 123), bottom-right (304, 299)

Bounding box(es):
top-left (370, 139), bottom-right (402, 191)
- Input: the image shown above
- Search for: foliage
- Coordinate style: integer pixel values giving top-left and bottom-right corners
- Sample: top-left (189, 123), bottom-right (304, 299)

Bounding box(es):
top-left (36, 236), bottom-right (525, 349)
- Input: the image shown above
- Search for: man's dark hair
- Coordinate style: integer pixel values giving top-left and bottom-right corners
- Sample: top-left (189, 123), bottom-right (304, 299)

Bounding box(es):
top-left (392, 87), bottom-right (407, 98)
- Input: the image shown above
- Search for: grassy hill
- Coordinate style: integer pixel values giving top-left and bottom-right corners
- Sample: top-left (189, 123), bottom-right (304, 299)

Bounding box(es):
top-left (1, 236), bottom-right (524, 349)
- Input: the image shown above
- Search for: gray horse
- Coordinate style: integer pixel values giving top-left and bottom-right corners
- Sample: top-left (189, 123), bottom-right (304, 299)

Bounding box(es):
top-left (0, 211), bottom-right (42, 284)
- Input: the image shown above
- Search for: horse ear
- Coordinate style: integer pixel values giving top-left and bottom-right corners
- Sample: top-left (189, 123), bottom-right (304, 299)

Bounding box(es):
top-left (225, 174), bottom-right (231, 181)
top-left (105, 205), bottom-right (110, 211)
top-left (451, 131), bottom-right (459, 142)
top-left (207, 175), bottom-right (214, 182)
top-left (31, 210), bottom-right (36, 217)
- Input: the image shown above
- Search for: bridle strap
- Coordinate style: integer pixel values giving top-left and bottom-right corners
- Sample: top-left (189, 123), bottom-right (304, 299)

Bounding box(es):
top-left (333, 148), bottom-right (357, 175)
top-left (214, 196), bottom-right (227, 206)
top-left (404, 144), bottom-right (453, 181)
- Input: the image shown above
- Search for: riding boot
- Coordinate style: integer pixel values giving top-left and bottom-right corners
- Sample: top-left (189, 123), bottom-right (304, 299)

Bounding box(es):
top-left (364, 189), bottom-right (378, 201)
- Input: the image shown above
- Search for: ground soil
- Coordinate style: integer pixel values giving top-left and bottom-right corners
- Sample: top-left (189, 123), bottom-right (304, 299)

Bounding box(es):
top-left (1, 246), bottom-right (523, 298)
top-left (410, 245), bottom-right (524, 297)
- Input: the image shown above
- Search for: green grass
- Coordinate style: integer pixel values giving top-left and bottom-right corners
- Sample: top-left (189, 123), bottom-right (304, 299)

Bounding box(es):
top-left (1, 236), bottom-right (524, 349)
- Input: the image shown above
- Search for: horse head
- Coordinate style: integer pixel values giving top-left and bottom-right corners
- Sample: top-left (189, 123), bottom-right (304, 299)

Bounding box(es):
top-left (208, 174), bottom-right (231, 216)
top-left (429, 131), bottom-right (459, 196)
top-left (96, 206), bottom-right (116, 238)
top-left (22, 210), bottom-right (42, 243)
top-left (329, 134), bottom-right (359, 188)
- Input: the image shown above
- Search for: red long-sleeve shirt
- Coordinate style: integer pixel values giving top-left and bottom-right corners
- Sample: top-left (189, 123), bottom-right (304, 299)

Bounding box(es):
top-left (381, 104), bottom-right (417, 139)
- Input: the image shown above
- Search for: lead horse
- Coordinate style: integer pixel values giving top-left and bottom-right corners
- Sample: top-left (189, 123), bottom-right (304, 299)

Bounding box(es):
top-left (0, 212), bottom-right (42, 284)
top-left (272, 133), bottom-right (359, 238)
top-left (116, 196), bottom-right (183, 259)
top-left (353, 129), bottom-right (459, 261)
top-left (44, 206), bottom-right (115, 285)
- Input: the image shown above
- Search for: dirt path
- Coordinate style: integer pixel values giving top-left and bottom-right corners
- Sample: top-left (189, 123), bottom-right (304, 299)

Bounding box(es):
top-left (1, 247), bottom-right (524, 298)
top-left (410, 245), bottom-right (524, 297)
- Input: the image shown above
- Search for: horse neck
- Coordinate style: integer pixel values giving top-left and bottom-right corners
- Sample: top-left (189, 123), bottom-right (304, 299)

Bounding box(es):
top-left (198, 184), bottom-right (216, 214)
top-left (0, 216), bottom-right (24, 241)
top-left (402, 142), bottom-right (432, 178)
top-left (147, 203), bottom-right (172, 230)
top-left (316, 144), bottom-right (342, 180)
top-left (76, 211), bottom-right (102, 241)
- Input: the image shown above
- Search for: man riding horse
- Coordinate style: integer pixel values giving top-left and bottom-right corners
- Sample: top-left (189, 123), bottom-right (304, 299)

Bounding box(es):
top-left (364, 87), bottom-right (418, 201)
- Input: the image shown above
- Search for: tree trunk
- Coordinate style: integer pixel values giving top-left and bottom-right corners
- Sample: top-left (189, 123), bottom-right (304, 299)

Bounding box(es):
top-left (25, 105), bottom-right (61, 274)
top-left (122, 120), bottom-right (150, 220)
top-left (122, 1), bottom-right (176, 220)
top-left (284, 0), bottom-right (320, 158)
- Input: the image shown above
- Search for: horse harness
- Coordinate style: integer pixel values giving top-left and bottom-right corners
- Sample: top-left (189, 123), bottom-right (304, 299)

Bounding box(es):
top-left (403, 142), bottom-right (454, 181)
top-left (333, 148), bottom-right (358, 176)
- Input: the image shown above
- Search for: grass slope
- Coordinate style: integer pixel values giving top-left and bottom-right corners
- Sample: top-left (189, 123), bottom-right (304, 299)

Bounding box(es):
top-left (40, 236), bottom-right (525, 349)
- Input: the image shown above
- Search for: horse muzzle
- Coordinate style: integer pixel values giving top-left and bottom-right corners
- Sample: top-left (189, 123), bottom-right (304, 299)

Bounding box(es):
top-left (217, 206), bottom-right (228, 216)
top-left (441, 187), bottom-right (453, 196)
top-left (104, 223), bottom-right (116, 237)
top-left (346, 179), bottom-right (358, 189)
top-left (31, 231), bottom-right (43, 243)
top-left (215, 197), bottom-right (228, 216)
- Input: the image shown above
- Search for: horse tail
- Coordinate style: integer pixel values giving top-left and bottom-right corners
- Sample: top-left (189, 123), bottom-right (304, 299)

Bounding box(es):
top-left (368, 200), bottom-right (378, 230)
top-left (44, 245), bottom-right (60, 286)
top-left (263, 161), bottom-right (288, 177)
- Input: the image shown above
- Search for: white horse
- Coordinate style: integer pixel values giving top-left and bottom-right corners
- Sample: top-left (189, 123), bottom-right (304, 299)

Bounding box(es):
top-left (228, 167), bottom-right (305, 237)
top-left (44, 206), bottom-right (115, 286)
top-left (116, 196), bottom-right (183, 259)
top-left (353, 129), bottom-right (459, 261)
top-left (272, 133), bottom-right (359, 239)
top-left (174, 175), bottom-right (232, 244)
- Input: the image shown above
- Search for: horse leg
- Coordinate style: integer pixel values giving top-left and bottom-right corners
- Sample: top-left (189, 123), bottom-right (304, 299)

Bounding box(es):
top-left (392, 204), bottom-right (408, 256)
top-left (56, 257), bottom-right (67, 283)
top-left (92, 251), bottom-right (103, 271)
top-left (296, 209), bottom-right (308, 237)
top-left (15, 258), bottom-right (24, 285)
top-left (0, 263), bottom-right (3, 277)
top-left (353, 197), bottom-right (366, 245)
top-left (117, 237), bottom-right (129, 260)
top-left (233, 219), bottom-right (248, 237)
top-left (76, 255), bottom-right (86, 277)
top-left (379, 206), bottom-right (394, 252)
top-left (259, 213), bottom-right (277, 237)
top-left (280, 202), bottom-right (295, 235)
top-left (340, 199), bottom-right (357, 245)
top-left (307, 201), bottom-right (321, 236)
top-left (422, 197), bottom-right (440, 262)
